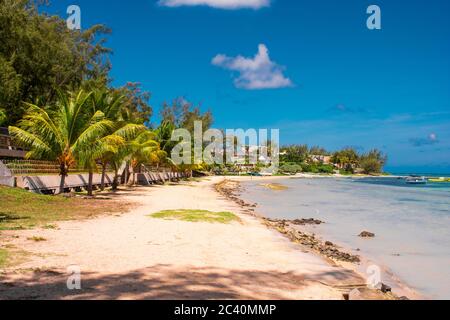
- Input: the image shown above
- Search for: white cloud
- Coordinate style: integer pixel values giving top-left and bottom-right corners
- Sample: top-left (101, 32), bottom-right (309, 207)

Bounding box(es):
top-left (158, 0), bottom-right (270, 10)
top-left (212, 44), bottom-right (293, 90)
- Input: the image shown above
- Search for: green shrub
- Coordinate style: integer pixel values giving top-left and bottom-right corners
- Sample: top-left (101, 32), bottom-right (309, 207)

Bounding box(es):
top-left (317, 164), bottom-right (334, 174)
top-left (301, 163), bottom-right (319, 173)
top-left (279, 163), bottom-right (303, 174)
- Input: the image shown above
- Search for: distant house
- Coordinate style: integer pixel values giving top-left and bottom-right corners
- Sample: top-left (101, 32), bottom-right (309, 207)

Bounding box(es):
top-left (0, 127), bottom-right (27, 159)
top-left (309, 154), bottom-right (331, 164)
top-left (229, 145), bottom-right (274, 166)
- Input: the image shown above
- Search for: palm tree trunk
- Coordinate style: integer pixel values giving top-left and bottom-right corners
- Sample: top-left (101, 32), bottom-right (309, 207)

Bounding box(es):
top-left (124, 162), bottom-right (129, 185)
top-left (58, 163), bottom-right (67, 195)
top-left (58, 172), bottom-right (66, 195)
top-left (87, 169), bottom-right (94, 196)
top-left (100, 163), bottom-right (107, 191)
top-left (131, 166), bottom-right (136, 185)
top-left (112, 168), bottom-right (119, 191)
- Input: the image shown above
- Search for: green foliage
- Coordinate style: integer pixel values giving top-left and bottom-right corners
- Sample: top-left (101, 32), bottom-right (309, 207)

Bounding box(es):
top-left (330, 147), bottom-right (360, 173)
top-left (0, 248), bottom-right (8, 267)
top-left (160, 97), bottom-right (213, 133)
top-left (317, 164), bottom-right (334, 174)
top-left (309, 145), bottom-right (329, 156)
top-left (115, 82), bottom-right (153, 125)
top-left (280, 144), bottom-right (309, 163)
top-left (0, 0), bottom-right (111, 125)
top-left (8, 90), bottom-right (115, 193)
top-left (279, 162), bottom-right (333, 175)
top-left (359, 149), bottom-right (387, 174)
top-left (279, 162), bottom-right (303, 174)
top-left (299, 163), bottom-right (314, 173)
top-left (0, 108), bottom-right (6, 126)
top-left (154, 120), bottom-right (177, 154)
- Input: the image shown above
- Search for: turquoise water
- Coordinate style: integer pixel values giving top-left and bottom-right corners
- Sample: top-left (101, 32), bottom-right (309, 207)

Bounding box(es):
top-left (240, 177), bottom-right (450, 299)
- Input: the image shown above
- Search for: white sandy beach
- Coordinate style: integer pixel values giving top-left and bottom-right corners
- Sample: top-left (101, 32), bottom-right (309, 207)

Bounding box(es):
top-left (0, 177), bottom-right (368, 300)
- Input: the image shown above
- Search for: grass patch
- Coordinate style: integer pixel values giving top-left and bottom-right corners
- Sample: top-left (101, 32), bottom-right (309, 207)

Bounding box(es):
top-left (0, 186), bottom-right (128, 230)
top-left (42, 224), bottom-right (58, 230)
top-left (150, 209), bottom-right (239, 224)
top-left (27, 236), bottom-right (47, 242)
top-left (0, 248), bottom-right (8, 268)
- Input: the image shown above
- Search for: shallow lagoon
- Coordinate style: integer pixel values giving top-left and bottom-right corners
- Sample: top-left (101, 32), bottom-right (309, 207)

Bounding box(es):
top-left (240, 177), bottom-right (450, 299)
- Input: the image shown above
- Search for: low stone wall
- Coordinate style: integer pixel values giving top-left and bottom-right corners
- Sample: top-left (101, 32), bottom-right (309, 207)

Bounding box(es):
top-left (0, 160), bottom-right (15, 187)
top-left (2, 170), bottom-right (188, 193)
top-left (136, 172), bottom-right (187, 185)
top-left (0, 176), bottom-right (15, 187)
top-left (16, 173), bottom-right (114, 194)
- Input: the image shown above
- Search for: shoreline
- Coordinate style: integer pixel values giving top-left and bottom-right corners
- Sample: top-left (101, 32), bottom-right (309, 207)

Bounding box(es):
top-left (219, 175), bottom-right (424, 300)
top-left (0, 177), bottom-right (383, 300)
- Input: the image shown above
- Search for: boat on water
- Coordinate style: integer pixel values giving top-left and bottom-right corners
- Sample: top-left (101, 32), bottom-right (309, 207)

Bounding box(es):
top-left (405, 176), bottom-right (428, 185)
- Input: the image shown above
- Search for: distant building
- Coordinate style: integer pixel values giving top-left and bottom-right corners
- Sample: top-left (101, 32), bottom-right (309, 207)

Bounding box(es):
top-left (230, 145), bottom-right (274, 166)
top-left (309, 154), bottom-right (331, 164)
top-left (0, 127), bottom-right (27, 159)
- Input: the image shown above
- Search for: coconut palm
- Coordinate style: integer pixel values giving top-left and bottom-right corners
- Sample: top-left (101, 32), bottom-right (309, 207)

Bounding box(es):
top-left (9, 90), bottom-right (115, 194)
top-left (154, 120), bottom-right (176, 154)
top-left (97, 128), bottom-right (162, 190)
top-left (76, 132), bottom-right (125, 196)
top-left (88, 88), bottom-right (147, 191)
top-left (127, 130), bottom-right (161, 185)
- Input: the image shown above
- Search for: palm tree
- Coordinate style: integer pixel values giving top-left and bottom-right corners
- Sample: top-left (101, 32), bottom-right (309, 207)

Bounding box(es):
top-left (154, 120), bottom-right (176, 154)
top-left (127, 130), bottom-right (161, 185)
top-left (99, 128), bottom-right (163, 190)
top-left (9, 90), bottom-right (114, 194)
top-left (88, 88), bottom-right (146, 191)
top-left (76, 132), bottom-right (125, 196)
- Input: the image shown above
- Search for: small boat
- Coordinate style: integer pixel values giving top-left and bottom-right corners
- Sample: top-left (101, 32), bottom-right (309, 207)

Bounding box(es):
top-left (405, 176), bottom-right (427, 185)
top-left (249, 172), bottom-right (262, 177)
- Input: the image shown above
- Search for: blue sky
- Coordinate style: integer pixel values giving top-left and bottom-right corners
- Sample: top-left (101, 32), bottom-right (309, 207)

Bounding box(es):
top-left (44, 0), bottom-right (450, 173)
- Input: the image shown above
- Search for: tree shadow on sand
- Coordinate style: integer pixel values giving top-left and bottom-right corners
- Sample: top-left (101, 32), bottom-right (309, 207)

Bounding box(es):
top-left (0, 264), bottom-right (363, 300)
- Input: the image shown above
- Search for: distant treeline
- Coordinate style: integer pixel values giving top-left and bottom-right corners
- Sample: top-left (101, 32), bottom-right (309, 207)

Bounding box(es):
top-left (280, 145), bottom-right (387, 174)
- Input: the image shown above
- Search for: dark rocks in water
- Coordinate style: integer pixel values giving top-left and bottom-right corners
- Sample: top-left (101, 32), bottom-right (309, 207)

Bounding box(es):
top-left (264, 219), bottom-right (360, 263)
top-left (359, 231), bottom-right (375, 238)
top-left (265, 218), bottom-right (324, 226)
top-left (291, 218), bottom-right (324, 225)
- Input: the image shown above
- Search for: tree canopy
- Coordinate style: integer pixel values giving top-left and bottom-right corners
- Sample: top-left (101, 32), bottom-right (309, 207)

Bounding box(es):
top-left (0, 0), bottom-right (111, 125)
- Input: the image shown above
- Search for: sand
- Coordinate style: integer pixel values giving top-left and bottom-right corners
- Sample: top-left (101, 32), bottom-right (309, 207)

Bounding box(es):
top-left (0, 177), bottom-right (365, 300)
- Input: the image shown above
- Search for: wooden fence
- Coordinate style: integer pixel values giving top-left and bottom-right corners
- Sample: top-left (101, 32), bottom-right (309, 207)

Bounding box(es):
top-left (1, 159), bottom-right (112, 176)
